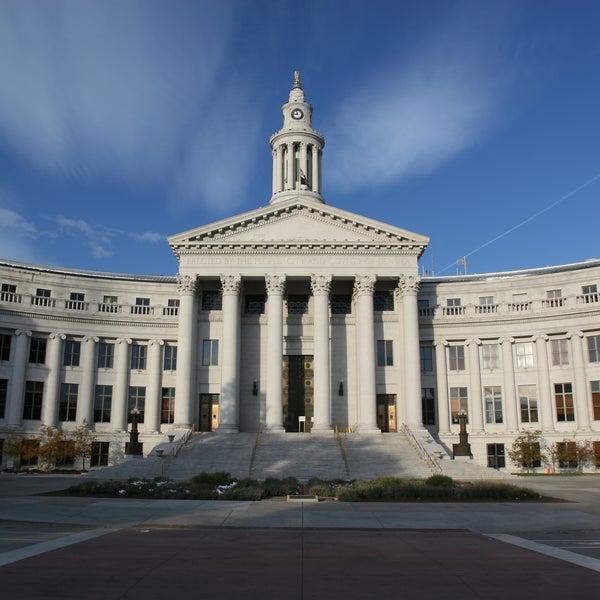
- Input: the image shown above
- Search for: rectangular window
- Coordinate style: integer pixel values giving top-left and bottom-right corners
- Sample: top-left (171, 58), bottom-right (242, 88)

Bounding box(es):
top-left (555, 383), bottom-right (575, 422)
top-left (421, 388), bottom-right (435, 425)
top-left (479, 296), bottom-right (495, 314)
top-left (66, 292), bottom-right (85, 310)
top-left (63, 340), bottom-right (81, 367)
top-left (377, 340), bottom-right (394, 366)
top-left (23, 381), bottom-right (43, 420)
top-left (484, 386), bottom-right (503, 424)
top-left (479, 296), bottom-right (494, 306)
top-left (1, 283), bottom-right (17, 301)
top-left (128, 386), bottom-right (146, 422)
top-left (202, 340), bottom-right (219, 366)
top-left (515, 342), bottom-right (534, 369)
top-left (481, 344), bottom-right (499, 370)
top-left (100, 295), bottom-right (119, 313)
top-left (161, 387), bottom-right (175, 424)
top-left (29, 337), bottom-right (47, 364)
top-left (163, 345), bottom-right (177, 371)
top-left (556, 441), bottom-right (578, 468)
top-left (582, 284), bottom-right (598, 303)
top-left (373, 291), bottom-right (394, 311)
top-left (519, 385), bottom-right (538, 423)
top-left (331, 295), bottom-right (352, 315)
top-left (97, 342), bottom-right (114, 369)
top-left (591, 381), bottom-right (600, 420)
top-left (420, 346), bottom-right (433, 372)
top-left (288, 295), bottom-right (309, 315)
top-left (546, 289), bottom-right (563, 307)
top-left (587, 335), bottom-right (600, 363)
top-left (551, 339), bottom-right (569, 366)
top-left (245, 295), bottom-right (266, 314)
top-left (94, 385), bottom-right (112, 423)
top-left (201, 290), bottom-right (222, 311)
top-left (448, 345), bottom-right (465, 371)
top-left (0, 378), bottom-right (7, 418)
top-left (130, 344), bottom-right (147, 370)
top-left (450, 387), bottom-right (468, 424)
top-left (59, 383), bottom-right (78, 421)
top-left (132, 297), bottom-right (151, 315)
top-left (163, 298), bottom-right (180, 316)
top-left (487, 443), bottom-right (506, 468)
top-left (34, 288), bottom-right (52, 306)
top-left (0, 333), bottom-right (11, 361)
top-left (90, 442), bottom-right (110, 467)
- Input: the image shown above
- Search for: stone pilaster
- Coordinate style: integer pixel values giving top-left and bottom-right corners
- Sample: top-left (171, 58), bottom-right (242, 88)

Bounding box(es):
top-left (499, 337), bottom-right (518, 432)
top-left (146, 339), bottom-right (164, 433)
top-left (113, 338), bottom-right (132, 431)
top-left (265, 274), bottom-right (285, 431)
top-left (569, 331), bottom-right (591, 431)
top-left (534, 335), bottom-right (555, 432)
top-left (311, 274), bottom-right (332, 431)
top-left (433, 340), bottom-right (450, 434)
top-left (466, 339), bottom-right (484, 433)
top-left (6, 330), bottom-right (31, 427)
top-left (78, 336), bottom-right (98, 425)
top-left (42, 332), bottom-right (65, 427)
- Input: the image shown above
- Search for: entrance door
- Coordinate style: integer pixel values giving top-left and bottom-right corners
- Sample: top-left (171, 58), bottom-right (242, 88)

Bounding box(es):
top-left (376, 394), bottom-right (397, 432)
top-left (283, 355), bottom-right (314, 432)
top-left (198, 394), bottom-right (220, 432)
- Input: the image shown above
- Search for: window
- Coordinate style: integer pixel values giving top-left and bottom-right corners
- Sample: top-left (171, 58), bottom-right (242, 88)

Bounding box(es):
top-left (63, 340), bottom-right (81, 367)
top-left (546, 289), bottom-right (563, 307)
top-left (479, 296), bottom-right (495, 314)
top-left (23, 381), bottom-right (43, 420)
top-left (94, 385), bottom-right (112, 423)
top-left (550, 339), bottom-right (569, 366)
top-left (202, 340), bottom-right (219, 366)
top-left (0, 333), bottom-right (11, 361)
top-left (448, 345), bottom-right (465, 371)
top-left (59, 383), bottom-right (78, 421)
top-left (1, 283), bottom-right (17, 301)
top-left (55, 441), bottom-right (75, 467)
top-left (556, 441), bottom-right (578, 469)
top-left (481, 344), bottom-right (499, 370)
top-left (130, 344), bottom-right (147, 370)
top-left (202, 290), bottom-right (222, 311)
top-left (591, 381), bottom-right (600, 420)
top-left (555, 383), bottom-right (575, 422)
top-left (0, 378), bottom-right (7, 418)
top-left (128, 386), bottom-right (146, 422)
top-left (582, 284), bottom-right (598, 303)
top-left (374, 291), bottom-right (394, 311)
top-left (100, 295), bottom-right (119, 313)
top-left (97, 342), bottom-right (114, 369)
top-left (487, 443), bottom-right (505, 468)
top-left (420, 346), bottom-right (433, 372)
top-left (163, 298), bottom-right (179, 316)
top-left (377, 340), bottom-right (394, 366)
top-left (34, 288), bottom-right (52, 306)
top-left (29, 337), bottom-right (47, 364)
top-left (161, 387), bottom-right (175, 424)
top-left (331, 295), bottom-right (351, 315)
top-left (484, 386), bottom-right (503, 424)
top-left (587, 335), bottom-right (600, 363)
top-left (450, 387), bottom-right (468, 424)
top-left (90, 442), bottom-right (109, 467)
top-left (133, 297), bottom-right (150, 315)
top-left (66, 292), bottom-right (85, 310)
top-left (594, 442), bottom-right (600, 468)
top-left (288, 295), bottom-right (308, 315)
top-left (163, 345), bottom-right (177, 371)
top-left (446, 298), bottom-right (462, 315)
top-left (447, 298), bottom-right (461, 307)
top-left (519, 385), bottom-right (538, 423)
top-left (245, 295), bottom-right (265, 314)
top-left (422, 388), bottom-right (435, 425)
top-left (515, 342), bottom-right (534, 369)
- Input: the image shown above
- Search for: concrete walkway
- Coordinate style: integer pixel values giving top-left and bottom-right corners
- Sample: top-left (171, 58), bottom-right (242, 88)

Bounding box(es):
top-left (0, 474), bottom-right (598, 598)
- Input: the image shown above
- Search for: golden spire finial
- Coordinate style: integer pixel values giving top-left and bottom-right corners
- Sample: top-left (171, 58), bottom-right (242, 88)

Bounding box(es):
top-left (293, 70), bottom-right (301, 88)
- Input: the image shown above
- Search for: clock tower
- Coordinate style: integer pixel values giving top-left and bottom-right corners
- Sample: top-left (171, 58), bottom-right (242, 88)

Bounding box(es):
top-left (269, 71), bottom-right (325, 204)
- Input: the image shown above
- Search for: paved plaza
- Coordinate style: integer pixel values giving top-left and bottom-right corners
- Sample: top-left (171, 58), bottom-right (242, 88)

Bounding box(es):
top-left (0, 474), bottom-right (599, 599)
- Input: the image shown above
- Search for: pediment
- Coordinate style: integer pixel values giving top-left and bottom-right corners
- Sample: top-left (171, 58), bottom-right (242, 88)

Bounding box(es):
top-left (169, 198), bottom-right (428, 257)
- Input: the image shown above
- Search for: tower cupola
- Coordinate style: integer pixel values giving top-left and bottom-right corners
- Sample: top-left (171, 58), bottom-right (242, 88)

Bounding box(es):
top-left (269, 72), bottom-right (325, 204)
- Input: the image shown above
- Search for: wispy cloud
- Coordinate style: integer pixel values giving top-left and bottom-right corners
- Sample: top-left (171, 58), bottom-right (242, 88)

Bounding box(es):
top-left (326, 4), bottom-right (519, 192)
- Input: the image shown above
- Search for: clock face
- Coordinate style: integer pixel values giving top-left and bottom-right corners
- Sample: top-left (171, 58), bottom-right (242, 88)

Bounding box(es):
top-left (291, 108), bottom-right (304, 120)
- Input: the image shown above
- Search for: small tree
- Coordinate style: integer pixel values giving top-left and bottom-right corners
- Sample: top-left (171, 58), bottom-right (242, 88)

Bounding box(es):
top-left (552, 439), bottom-right (594, 473)
top-left (3, 433), bottom-right (40, 470)
top-left (508, 430), bottom-right (547, 472)
top-left (38, 426), bottom-right (69, 471)
top-left (71, 420), bottom-right (95, 471)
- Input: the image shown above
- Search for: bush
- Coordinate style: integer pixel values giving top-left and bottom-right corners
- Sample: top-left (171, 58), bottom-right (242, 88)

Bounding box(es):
top-left (190, 472), bottom-right (233, 487)
top-left (425, 474), bottom-right (454, 487)
top-left (261, 477), bottom-right (300, 497)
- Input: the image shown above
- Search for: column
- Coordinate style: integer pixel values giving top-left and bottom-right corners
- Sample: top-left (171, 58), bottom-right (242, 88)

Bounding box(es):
top-left (299, 142), bottom-right (308, 187)
top-left (174, 274), bottom-right (198, 428)
top-left (77, 336), bottom-right (98, 425)
top-left (113, 338), bottom-right (131, 431)
top-left (146, 339), bottom-right (164, 433)
top-left (535, 335), bottom-right (555, 432)
top-left (6, 330), bottom-right (31, 427)
top-left (274, 145), bottom-right (283, 194)
top-left (499, 338), bottom-right (518, 432)
top-left (433, 340), bottom-right (450, 434)
top-left (311, 274), bottom-right (332, 432)
top-left (354, 274), bottom-right (379, 432)
top-left (42, 332), bottom-right (65, 427)
top-left (286, 143), bottom-right (295, 190)
top-left (311, 145), bottom-right (320, 193)
top-left (265, 274), bottom-right (285, 431)
top-left (397, 275), bottom-right (422, 429)
top-left (569, 331), bottom-right (591, 431)
top-left (218, 274), bottom-right (241, 432)
top-left (466, 339), bottom-right (484, 433)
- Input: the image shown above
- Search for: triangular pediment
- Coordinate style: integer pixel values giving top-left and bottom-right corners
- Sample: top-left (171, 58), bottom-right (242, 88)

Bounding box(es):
top-left (169, 198), bottom-right (429, 257)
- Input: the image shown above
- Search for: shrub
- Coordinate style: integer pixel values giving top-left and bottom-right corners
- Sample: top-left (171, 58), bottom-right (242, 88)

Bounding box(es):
top-left (261, 477), bottom-right (300, 497)
top-left (425, 474), bottom-right (454, 487)
top-left (190, 472), bottom-right (233, 487)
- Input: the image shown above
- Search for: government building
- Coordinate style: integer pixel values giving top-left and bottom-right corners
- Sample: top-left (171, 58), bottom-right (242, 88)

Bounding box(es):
top-left (1, 74), bottom-right (599, 474)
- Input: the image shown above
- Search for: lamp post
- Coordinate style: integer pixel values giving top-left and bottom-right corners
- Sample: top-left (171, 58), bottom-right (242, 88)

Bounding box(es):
top-left (126, 408), bottom-right (144, 456)
top-left (452, 411), bottom-right (472, 458)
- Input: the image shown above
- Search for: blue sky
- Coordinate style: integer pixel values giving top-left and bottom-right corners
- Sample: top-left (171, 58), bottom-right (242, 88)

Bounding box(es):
top-left (0, 0), bottom-right (599, 277)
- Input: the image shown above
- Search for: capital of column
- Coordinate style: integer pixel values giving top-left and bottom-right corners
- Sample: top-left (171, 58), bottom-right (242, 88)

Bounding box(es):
top-left (567, 331), bottom-right (584, 340)
top-left (465, 338), bottom-right (481, 347)
top-left (49, 332), bottom-right (66, 341)
top-left (116, 338), bottom-right (132, 345)
top-left (83, 335), bottom-right (99, 344)
top-left (310, 274), bottom-right (332, 295)
top-left (220, 274), bottom-right (242, 295)
top-left (397, 274), bottom-right (420, 296)
top-left (265, 274), bottom-right (286, 295)
top-left (432, 339), bottom-right (448, 348)
top-left (498, 337), bottom-right (515, 345)
top-left (353, 274), bottom-right (375, 298)
top-left (149, 339), bottom-right (165, 347)
top-left (532, 334), bottom-right (549, 343)
top-left (15, 329), bottom-right (32, 338)
top-left (177, 274), bottom-right (198, 295)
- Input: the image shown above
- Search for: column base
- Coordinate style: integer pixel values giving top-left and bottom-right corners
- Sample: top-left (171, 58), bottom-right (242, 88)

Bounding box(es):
top-left (311, 423), bottom-right (333, 433)
top-left (216, 424), bottom-right (239, 433)
top-left (356, 425), bottom-right (381, 434)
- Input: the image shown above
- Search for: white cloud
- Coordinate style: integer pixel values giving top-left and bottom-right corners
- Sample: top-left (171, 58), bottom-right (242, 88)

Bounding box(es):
top-left (0, 208), bottom-right (38, 235)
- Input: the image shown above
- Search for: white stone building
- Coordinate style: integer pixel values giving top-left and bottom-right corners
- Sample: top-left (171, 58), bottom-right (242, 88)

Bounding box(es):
top-left (0, 74), bottom-right (599, 472)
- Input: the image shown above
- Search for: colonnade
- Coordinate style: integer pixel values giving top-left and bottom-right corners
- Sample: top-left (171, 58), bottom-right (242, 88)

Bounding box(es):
top-left (272, 141), bottom-right (322, 195)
